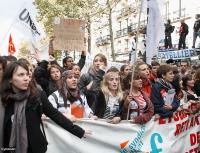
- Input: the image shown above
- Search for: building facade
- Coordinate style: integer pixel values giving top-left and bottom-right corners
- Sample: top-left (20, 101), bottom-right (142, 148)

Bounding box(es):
top-left (90, 0), bottom-right (200, 62)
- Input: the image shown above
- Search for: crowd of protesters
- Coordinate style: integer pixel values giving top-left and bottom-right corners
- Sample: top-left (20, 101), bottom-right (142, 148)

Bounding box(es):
top-left (0, 50), bottom-right (200, 153)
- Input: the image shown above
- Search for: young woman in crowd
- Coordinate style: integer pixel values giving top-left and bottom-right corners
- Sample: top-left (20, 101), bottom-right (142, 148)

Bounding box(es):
top-left (48, 64), bottom-right (63, 96)
top-left (151, 64), bottom-right (180, 119)
top-left (0, 61), bottom-right (89, 153)
top-left (120, 64), bottom-right (131, 90)
top-left (181, 74), bottom-right (200, 114)
top-left (94, 70), bottom-right (123, 123)
top-left (121, 71), bottom-right (154, 124)
top-left (48, 70), bottom-right (94, 120)
top-left (79, 53), bottom-right (107, 110)
top-left (134, 61), bottom-right (152, 98)
top-left (182, 74), bottom-right (198, 101)
top-left (72, 63), bottom-right (81, 79)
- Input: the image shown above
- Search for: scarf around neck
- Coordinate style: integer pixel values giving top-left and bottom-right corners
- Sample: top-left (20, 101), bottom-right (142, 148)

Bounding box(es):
top-left (157, 78), bottom-right (173, 90)
top-left (9, 89), bottom-right (30, 153)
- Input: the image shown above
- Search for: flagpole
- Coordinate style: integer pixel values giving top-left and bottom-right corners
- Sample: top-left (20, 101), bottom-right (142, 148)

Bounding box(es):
top-left (129, 0), bottom-right (143, 93)
top-left (0, 1), bottom-right (27, 54)
top-left (127, 1), bottom-right (144, 120)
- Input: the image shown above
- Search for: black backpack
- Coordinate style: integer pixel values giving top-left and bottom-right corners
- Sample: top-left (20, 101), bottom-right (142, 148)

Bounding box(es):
top-left (184, 24), bottom-right (189, 35)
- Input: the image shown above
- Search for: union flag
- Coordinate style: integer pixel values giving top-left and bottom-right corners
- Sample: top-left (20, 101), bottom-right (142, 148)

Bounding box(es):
top-left (8, 34), bottom-right (16, 55)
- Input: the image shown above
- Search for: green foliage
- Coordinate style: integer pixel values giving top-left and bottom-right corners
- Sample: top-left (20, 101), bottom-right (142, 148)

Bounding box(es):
top-left (34, 0), bottom-right (101, 35)
top-left (17, 40), bottom-right (30, 59)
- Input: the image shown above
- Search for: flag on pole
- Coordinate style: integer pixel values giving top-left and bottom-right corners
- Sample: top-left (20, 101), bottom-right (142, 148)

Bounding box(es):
top-left (15, 7), bottom-right (43, 47)
top-left (8, 34), bottom-right (16, 55)
top-left (146, 0), bottom-right (165, 64)
top-left (7, 3), bottom-right (48, 59)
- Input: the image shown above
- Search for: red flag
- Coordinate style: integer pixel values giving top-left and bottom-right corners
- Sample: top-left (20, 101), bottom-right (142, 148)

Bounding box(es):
top-left (8, 34), bottom-right (16, 55)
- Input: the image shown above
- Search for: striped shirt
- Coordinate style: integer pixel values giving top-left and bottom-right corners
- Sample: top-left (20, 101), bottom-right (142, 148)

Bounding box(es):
top-left (103, 96), bottom-right (120, 119)
top-left (133, 94), bottom-right (147, 114)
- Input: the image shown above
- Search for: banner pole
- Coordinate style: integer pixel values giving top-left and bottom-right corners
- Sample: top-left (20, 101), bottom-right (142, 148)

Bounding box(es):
top-left (127, 1), bottom-right (144, 120)
top-left (129, 0), bottom-right (143, 94)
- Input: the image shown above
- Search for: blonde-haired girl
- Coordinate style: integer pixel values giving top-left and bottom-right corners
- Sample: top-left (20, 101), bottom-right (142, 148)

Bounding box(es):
top-left (94, 71), bottom-right (124, 123)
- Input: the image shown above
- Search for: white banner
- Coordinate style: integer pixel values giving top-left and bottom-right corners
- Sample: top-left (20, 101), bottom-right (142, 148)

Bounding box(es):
top-left (45, 111), bottom-right (200, 153)
top-left (158, 48), bottom-right (196, 60)
top-left (146, 0), bottom-right (165, 64)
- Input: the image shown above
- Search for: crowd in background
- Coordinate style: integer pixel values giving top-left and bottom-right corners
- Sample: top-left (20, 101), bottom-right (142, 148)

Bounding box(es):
top-left (0, 51), bottom-right (200, 153)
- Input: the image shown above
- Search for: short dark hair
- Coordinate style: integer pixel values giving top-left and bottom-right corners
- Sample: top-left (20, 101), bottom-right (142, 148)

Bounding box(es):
top-left (167, 19), bottom-right (171, 24)
top-left (180, 59), bottom-right (189, 66)
top-left (157, 64), bottom-right (173, 78)
top-left (5, 55), bottom-right (17, 62)
top-left (166, 59), bottom-right (174, 64)
top-left (62, 56), bottom-right (73, 66)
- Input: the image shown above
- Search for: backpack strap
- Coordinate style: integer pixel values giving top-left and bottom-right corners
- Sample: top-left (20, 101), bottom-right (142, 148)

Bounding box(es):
top-left (51, 92), bottom-right (61, 109)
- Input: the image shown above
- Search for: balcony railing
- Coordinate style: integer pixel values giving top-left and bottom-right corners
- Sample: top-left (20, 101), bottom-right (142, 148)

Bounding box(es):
top-left (117, 6), bottom-right (136, 19)
top-left (116, 28), bottom-right (129, 38)
top-left (117, 22), bottom-right (147, 37)
top-left (96, 35), bottom-right (111, 46)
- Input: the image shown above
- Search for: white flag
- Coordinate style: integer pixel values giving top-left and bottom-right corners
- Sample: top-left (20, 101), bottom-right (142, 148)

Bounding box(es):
top-left (140, 0), bottom-right (147, 14)
top-left (146, 0), bottom-right (165, 64)
top-left (9, 3), bottom-right (48, 58)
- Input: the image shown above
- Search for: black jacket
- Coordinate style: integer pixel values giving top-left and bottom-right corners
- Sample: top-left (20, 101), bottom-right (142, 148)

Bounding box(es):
top-left (194, 80), bottom-right (200, 96)
top-left (193, 19), bottom-right (200, 32)
top-left (79, 69), bottom-right (105, 110)
top-left (94, 90), bottom-right (123, 118)
top-left (78, 54), bottom-right (86, 70)
top-left (3, 91), bottom-right (84, 153)
top-left (34, 61), bottom-right (50, 95)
